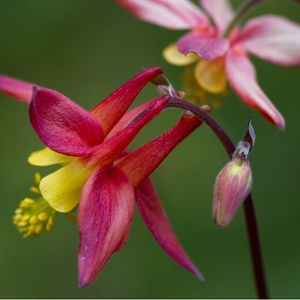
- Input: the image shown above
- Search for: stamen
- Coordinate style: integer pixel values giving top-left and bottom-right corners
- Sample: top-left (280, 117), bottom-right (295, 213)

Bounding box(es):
top-left (12, 173), bottom-right (56, 238)
top-left (30, 187), bottom-right (40, 194)
top-left (13, 172), bottom-right (77, 238)
top-left (13, 197), bottom-right (56, 238)
top-left (34, 172), bottom-right (41, 184)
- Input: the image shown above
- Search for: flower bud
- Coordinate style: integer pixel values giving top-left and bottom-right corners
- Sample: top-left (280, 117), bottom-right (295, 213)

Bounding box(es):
top-left (213, 157), bottom-right (252, 228)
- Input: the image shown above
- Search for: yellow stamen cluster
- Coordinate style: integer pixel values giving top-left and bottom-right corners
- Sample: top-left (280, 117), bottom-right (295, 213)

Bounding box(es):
top-left (12, 172), bottom-right (56, 238)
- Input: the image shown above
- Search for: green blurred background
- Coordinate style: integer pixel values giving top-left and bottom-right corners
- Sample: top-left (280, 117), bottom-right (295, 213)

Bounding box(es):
top-left (0, 0), bottom-right (299, 298)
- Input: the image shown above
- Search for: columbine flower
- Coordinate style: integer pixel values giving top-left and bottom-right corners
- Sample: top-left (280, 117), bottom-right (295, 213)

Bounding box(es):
top-left (1, 67), bottom-right (205, 286)
top-left (117, 0), bottom-right (300, 129)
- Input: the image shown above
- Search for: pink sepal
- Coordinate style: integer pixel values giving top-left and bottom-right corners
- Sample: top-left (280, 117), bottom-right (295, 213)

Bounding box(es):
top-left (117, 112), bottom-right (202, 187)
top-left (226, 50), bottom-right (285, 129)
top-left (136, 178), bottom-right (203, 279)
top-left (91, 67), bottom-right (163, 135)
top-left (78, 165), bottom-right (135, 287)
top-left (116, 0), bottom-right (208, 30)
top-left (30, 88), bottom-right (104, 156)
top-left (235, 15), bottom-right (300, 66)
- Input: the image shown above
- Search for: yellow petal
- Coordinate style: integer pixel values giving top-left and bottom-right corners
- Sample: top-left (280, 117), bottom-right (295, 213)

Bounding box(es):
top-left (194, 59), bottom-right (226, 94)
top-left (163, 44), bottom-right (198, 66)
top-left (28, 147), bottom-right (73, 166)
top-left (39, 162), bottom-right (93, 213)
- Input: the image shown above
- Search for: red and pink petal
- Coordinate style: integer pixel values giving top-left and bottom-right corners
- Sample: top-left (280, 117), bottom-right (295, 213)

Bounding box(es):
top-left (106, 98), bottom-right (163, 139)
top-left (30, 88), bottom-right (104, 156)
top-left (226, 49), bottom-right (285, 129)
top-left (136, 178), bottom-right (203, 279)
top-left (117, 112), bottom-right (202, 187)
top-left (88, 96), bottom-right (169, 166)
top-left (117, 0), bottom-right (208, 30)
top-left (78, 165), bottom-right (135, 287)
top-left (91, 67), bottom-right (163, 135)
top-left (235, 15), bottom-right (300, 66)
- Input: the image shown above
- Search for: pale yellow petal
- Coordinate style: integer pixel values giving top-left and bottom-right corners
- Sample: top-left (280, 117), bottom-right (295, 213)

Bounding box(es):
top-left (39, 162), bottom-right (93, 213)
top-left (194, 59), bottom-right (226, 94)
top-left (28, 147), bottom-right (73, 166)
top-left (163, 44), bottom-right (198, 66)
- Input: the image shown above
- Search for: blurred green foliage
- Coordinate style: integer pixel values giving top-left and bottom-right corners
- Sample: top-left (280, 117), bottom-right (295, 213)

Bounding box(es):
top-left (0, 0), bottom-right (300, 298)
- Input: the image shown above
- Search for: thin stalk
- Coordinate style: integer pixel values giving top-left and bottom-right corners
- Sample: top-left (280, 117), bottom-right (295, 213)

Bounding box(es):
top-left (223, 0), bottom-right (264, 37)
top-left (167, 97), bottom-right (269, 299)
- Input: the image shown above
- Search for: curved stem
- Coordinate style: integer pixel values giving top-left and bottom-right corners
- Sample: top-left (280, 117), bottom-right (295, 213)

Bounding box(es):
top-left (167, 97), bottom-right (269, 299)
top-left (223, 0), bottom-right (264, 37)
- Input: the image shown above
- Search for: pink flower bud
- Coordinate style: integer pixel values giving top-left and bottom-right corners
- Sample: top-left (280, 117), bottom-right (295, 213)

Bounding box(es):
top-left (213, 157), bottom-right (252, 228)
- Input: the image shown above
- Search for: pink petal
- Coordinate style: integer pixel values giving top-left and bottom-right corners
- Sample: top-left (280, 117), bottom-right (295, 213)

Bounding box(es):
top-left (91, 67), bottom-right (163, 136)
top-left (30, 88), bottom-right (104, 156)
top-left (117, 112), bottom-right (202, 187)
top-left (177, 31), bottom-right (229, 61)
top-left (116, 0), bottom-right (208, 29)
top-left (106, 98), bottom-right (162, 139)
top-left (225, 49), bottom-right (285, 129)
top-left (78, 165), bottom-right (135, 287)
top-left (136, 178), bottom-right (203, 279)
top-left (200, 0), bottom-right (233, 33)
top-left (0, 75), bottom-right (36, 103)
top-left (88, 96), bottom-right (169, 165)
top-left (235, 15), bottom-right (300, 66)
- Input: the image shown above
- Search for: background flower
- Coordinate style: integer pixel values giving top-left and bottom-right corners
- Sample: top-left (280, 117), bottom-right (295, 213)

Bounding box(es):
top-left (118, 0), bottom-right (300, 129)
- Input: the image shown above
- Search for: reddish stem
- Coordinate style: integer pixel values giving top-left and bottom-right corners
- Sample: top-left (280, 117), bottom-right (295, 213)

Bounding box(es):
top-left (167, 97), bottom-right (269, 299)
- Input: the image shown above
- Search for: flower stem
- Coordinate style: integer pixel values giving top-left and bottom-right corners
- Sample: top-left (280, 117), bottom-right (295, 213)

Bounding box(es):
top-left (167, 97), bottom-right (269, 299)
top-left (223, 0), bottom-right (264, 37)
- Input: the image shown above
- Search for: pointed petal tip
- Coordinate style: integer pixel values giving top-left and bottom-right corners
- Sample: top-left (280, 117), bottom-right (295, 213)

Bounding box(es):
top-left (279, 126), bottom-right (285, 132)
top-left (277, 118), bottom-right (286, 131)
top-left (78, 274), bottom-right (95, 288)
top-left (194, 268), bottom-right (205, 281)
top-left (91, 66), bottom-right (164, 135)
top-left (141, 66), bottom-right (164, 78)
top-left (226, 50), bottom-right (286, 130)
top-left (78, 278), bottom-right (89, 289)
top-left (265, 111), bottom-right (285, 131)
top-left (149, 65), bottom-right (163, 74)
top-left (213, 215), bottom-right (229, 229)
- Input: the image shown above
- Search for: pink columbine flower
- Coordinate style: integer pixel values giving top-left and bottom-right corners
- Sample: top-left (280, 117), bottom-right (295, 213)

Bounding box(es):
top-left (117, 0), bottom-right (300, 129)
top-left (0, 67), bottom-right (204, 286)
